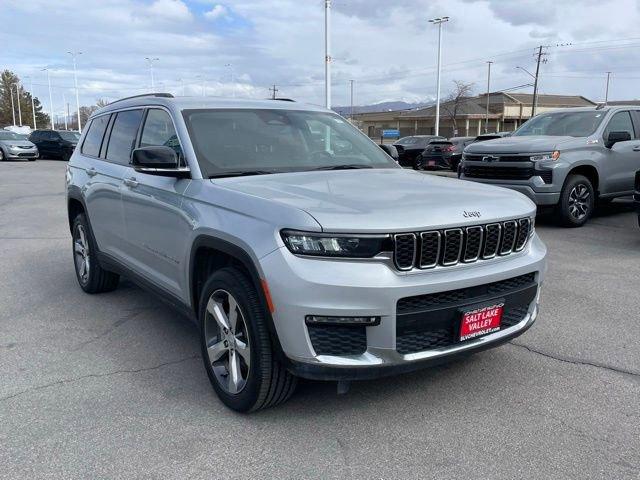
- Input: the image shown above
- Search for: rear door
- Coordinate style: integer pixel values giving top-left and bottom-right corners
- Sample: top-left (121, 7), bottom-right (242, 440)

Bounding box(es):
top-left (120, 107), bottom-right (192, 299)
top-left (601, 110), bottom-right (640, 193)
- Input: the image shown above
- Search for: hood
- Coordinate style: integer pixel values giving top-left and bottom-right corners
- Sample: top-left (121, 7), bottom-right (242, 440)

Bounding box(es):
top-left (465, 135), bottom-right (577, 154)
top-left (213, 169), bottom-right (535, 233)
top-left (0, 140), bottom-right (35, 148)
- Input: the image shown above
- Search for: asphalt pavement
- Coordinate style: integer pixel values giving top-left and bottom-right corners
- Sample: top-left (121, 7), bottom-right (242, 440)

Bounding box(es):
top-left (1, 160), bottom-right (639, 479)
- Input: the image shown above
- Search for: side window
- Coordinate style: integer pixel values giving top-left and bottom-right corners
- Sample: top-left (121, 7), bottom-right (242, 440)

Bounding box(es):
top-left (603, 111), bottom-right (634, 140)
top-left (81, 115), bottom-right (110, 157)
top-left (105, 109), bottom-right (144, 165)
top-left (140, 109), bottom-right (183, 159)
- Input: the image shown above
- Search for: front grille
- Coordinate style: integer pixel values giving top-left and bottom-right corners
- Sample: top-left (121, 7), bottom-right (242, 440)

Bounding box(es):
top-left (396, 272), bottom-right (537, 354)
top-left (538, 170), bottom-right (553, 183)
top-left (17, 152), bottom-right (37, 157)
top-left (464, 165), bottom-right (534, 180)
top-left (307, 324), bottom-right (367, 356)
top-left (392, 218), bottom-right (532, 271)
top-left (464, 155), bottom-right (531, 162)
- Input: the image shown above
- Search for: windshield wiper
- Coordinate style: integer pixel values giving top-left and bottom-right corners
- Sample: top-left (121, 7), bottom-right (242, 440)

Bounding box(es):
top-left (209, 170), bottom-right (274, 178)
top-left (311, 164), bottom-right (374, 171)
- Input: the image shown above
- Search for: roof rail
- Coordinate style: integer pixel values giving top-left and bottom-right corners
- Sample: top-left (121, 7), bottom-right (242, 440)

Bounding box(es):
top-left (108, 92), bottom-right (174, 105)
top-left (270, 98), bottom-right (295, 102)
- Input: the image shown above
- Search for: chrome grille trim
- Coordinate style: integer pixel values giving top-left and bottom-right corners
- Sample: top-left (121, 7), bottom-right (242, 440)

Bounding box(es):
top-left (391, 218), bottom-right (532, 271)
top-left (419, 231), bottom-right (441, 269)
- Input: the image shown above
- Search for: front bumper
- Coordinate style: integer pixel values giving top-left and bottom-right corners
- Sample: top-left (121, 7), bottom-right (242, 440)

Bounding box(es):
top-left (5, 147), bottom-right (39, 159)
top-left (261, 234), bottom-right (547, 380)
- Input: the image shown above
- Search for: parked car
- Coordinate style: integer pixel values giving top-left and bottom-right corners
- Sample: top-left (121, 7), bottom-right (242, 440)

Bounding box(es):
top-left (461, 106), bottom-right (640, 227)
top-left (472, 132), bottom-right (512, 143)
top-left (67, 94), bottom-right (547, 412)
top-left (634, 170), bottom-right (640, 227)
top-left (416, 140), bottom-right (455, 170)
top-left (0, 130), bottom-right (38, 161)
top-left (29, 129), bottom-right (80, 161)
top-left (445, 136), bottom-right (476, 171)
top-left (393, 135), bottom-right (445, 169)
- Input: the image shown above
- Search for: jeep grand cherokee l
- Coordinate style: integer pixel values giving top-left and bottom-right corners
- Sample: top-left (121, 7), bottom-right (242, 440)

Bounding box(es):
top-left (461, 106), bottom-right (640, 227)
top-left (66, 94), bottom-right (547, 412)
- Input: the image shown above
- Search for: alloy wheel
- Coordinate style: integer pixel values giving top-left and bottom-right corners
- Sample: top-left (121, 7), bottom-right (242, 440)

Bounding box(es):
top-left (204, 289), bottom-right (251, 394)
top-left (568, 183), bottom-right (590, 220)
top-left (73, 224), bottom-right (90, 284)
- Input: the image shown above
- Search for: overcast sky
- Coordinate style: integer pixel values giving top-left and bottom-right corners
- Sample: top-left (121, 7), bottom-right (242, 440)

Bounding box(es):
top-left (2, 0), bottom-right (640, 114)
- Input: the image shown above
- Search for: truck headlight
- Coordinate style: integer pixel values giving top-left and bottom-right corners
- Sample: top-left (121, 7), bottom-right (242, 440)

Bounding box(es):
top-left (530, 151), bottom-right (560, 162)
top-left (281, 230), bottom-right (390, 258)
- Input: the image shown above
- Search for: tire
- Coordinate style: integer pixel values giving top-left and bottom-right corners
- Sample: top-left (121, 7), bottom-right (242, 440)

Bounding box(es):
top-left (556, 174), bottom-right (595, 227)
top-left (61, 150), bottom-right (71, 162)
top-left (413, 155), bottom-right (423, 170)
top-left (0, 149), bottom-right (4, 161)
top-left (71, 213), bottom-right (120, 293)
top-left (199, 267), bottom-right (297, 412)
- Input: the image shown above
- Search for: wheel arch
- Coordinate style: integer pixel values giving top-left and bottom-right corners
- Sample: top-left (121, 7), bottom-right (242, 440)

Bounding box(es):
top-left (67, 189), bottom-right (87, 233)
top-left (567, 164), bottom-right (599, 194)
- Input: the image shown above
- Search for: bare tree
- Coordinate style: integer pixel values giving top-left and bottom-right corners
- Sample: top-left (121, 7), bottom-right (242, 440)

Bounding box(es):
top-left (441, 80), bottom-right (474, 135)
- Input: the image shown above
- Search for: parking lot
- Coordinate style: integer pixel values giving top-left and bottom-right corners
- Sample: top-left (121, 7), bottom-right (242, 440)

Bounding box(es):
top-left (1, 160), bottom-right (639, 479)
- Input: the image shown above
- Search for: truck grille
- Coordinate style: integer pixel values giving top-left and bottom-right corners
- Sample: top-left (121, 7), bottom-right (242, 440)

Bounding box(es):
top-left (464, 155), bottom-right (531, 162)
top-left (393, 218), bottom-right (532, 271)
top-left (463, 165), bottom-right (534, 180)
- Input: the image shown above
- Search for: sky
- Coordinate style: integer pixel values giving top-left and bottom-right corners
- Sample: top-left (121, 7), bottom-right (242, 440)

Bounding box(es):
top-left (2, 0), bottom-right (640, 116)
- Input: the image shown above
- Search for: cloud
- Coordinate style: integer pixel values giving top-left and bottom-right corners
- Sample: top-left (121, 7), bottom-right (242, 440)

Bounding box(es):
top-left (204, 4), bottom-right (229, 21)
top-left (148, 0), bottom-right (192, 21)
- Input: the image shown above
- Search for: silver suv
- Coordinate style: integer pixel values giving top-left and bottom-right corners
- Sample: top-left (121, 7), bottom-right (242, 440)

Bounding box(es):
top-left (66, 94), bottom-right (547, 411)
top-left (461, 106), bottom-right (640, 226)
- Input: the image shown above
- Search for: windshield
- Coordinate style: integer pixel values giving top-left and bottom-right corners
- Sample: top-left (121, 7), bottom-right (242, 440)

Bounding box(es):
top-left (59, 131), bottom-right (80, 142)
top-left (513, 111), bottom-right (606, 137)
top-left (0, 131), bottom-right (23, 141)
top-left (183, 109), bottom-right (399, 177)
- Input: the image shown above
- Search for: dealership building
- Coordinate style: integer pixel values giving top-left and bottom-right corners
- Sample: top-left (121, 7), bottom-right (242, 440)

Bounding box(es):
top-left (353, 92), bottom-right (596, 139)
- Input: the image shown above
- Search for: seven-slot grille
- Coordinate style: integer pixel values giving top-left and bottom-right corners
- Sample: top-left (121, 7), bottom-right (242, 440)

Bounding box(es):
top-left (393, 218), bottom-right (532, 271)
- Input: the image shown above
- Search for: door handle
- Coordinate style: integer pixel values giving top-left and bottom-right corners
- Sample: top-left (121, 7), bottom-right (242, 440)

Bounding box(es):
top-left (86, 167), bottom-right (97, 177)
top-left (123, 177), bottom-right (139, 188)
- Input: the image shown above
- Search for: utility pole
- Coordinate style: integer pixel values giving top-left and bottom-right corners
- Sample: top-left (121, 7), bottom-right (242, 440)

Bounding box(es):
top-left (68, 52), bottom-right (83, 133)
top-left (429, 16), bottom-right (449, 136)
top-left (145, 57), bottom-right (159, 89)
top-left (10, 87), bottom-right (16, 126)
top-left (43, 67), bottom-right (54, 129)
top-left (349, 79), bottom-right (354, 120)
top-left (324, 0), bottom-right (332, 109)
top-left (531, 45), bottom-right (547, 117)
top-left (604, 72), bottom-right (611, 106)
top-left (484, 61), bottom-right (493, 133)
top-left (15, 83), bottom-right (23, 126)
top-left (269, 84), bottom-right (279, 99)
top-left (26, 76), bottom-right (36, 129)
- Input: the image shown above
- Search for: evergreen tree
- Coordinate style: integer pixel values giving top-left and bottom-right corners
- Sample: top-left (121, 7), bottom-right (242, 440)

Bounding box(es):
top-left (0, 70), bottom-right (50, 129)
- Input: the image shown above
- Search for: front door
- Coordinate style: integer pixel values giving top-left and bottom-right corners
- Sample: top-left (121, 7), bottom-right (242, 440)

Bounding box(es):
top-left (120, 108), bottom-right (192, 300)
top-left (601, 110), bottom-right (640, 194)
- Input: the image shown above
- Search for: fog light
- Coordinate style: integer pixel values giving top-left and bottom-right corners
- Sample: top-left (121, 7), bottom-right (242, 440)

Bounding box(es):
top-left (305, 315), bottom-right (380, 326)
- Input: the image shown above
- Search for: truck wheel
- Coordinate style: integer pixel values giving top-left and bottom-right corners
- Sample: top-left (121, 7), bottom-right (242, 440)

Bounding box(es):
top-left (72, 213), bottom-right (120, 293)
top-left (556, 174), bottom-right (594, 227)
top-left (199, 267), bottom-right (297, 412)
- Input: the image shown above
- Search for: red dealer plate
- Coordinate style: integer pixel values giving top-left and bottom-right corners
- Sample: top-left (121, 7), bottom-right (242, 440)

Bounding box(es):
top-left (459, 303), bottom-right (504, 341)
top-left (428, 160), bottom-right (435, 166)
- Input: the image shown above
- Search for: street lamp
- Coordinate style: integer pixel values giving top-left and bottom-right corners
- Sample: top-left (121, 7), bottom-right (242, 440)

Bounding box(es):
top-left (68, 51), bottom-right (83, 132)
top-left (42, 67), bottom-right (55, 129)
top-left (15, 83), bottom-right (23, 126)
top-left (24, 76), bottom-right (37, 129)
top-left (145, 57), bottom-right (159, 89)
top-left (324, 0), bottom-right (332, 109)
top-left (429, 16), bottom-right (449, 136)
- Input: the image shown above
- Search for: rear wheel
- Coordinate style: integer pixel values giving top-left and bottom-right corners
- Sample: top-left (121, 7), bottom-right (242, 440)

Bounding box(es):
top-left (61, 150), bottom-right (71, 162)
top-left (556, 174), bottom-right (594, 227)
top-left (0, 149), bottom-right (4, 161)
top-left (72, 213), bottom-right (120, 293)
top-left (199, 267), bottom-right (297, 412)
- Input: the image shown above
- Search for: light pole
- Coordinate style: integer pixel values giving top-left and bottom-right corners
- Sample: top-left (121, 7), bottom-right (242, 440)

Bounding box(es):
top-left (15, 83), bottom-right (23, 126)
top-left (324, 0), bottom-right (332, 109)
top-left (145, 57), bottom-right (159, 89)
top-left (68, 51), bottom-right (83, 132)
top-left (10, 86), bottom-right (16, 126)
top-left (43, 67), bottom-right (54, 129)
top-left (62, 93), bottom-right (68, 130)
top-left (429, 16), bottom-right (449, 136)
top-left (349, 79), bottom-right (354, 120)
top-left (484, 61), bottom-right (493, 133)
top-left (225, 64), bottom-right (235, 97)
top-left (604, 71), bottom-right (612, 106)
top-left (25, 76), bottom-right (37, 129)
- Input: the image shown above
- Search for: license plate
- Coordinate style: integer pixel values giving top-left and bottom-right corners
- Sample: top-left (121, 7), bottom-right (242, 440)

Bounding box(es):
top-left (428, 160), bottom-right (435, 166)
top-left (459, 303), bottom-right (503, 341)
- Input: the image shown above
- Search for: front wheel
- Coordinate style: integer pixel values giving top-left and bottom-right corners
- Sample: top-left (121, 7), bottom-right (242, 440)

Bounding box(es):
top-left (199, 267), bottom-right (297, 412)
top-left (556, 174), bottom-right (594, 227)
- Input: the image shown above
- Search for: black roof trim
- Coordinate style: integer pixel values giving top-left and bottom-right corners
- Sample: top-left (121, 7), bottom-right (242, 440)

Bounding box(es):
top-left (108, 93), bottom-right (174, 105)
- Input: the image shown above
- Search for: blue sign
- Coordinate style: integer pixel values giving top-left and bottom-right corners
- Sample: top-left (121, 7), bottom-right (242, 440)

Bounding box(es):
top-left (382, 129), bottom-right (400, 138)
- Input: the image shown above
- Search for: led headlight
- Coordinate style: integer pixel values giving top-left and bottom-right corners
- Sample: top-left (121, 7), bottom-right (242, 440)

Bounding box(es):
top-left (530, 150), bottom-right (560, 162)
top-left (281, 230), bottom-right (390, 258)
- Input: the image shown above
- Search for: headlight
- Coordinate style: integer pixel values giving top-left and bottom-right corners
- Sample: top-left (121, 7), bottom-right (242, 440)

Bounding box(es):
top-left (530, 150), bottom-right (560, 162)
top-left (281, 230), bottom-right (390, 258)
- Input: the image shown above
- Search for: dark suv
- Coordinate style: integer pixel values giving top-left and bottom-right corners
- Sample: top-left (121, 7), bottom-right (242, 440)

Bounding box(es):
top-left (393, 135), bottom-right (444, 169)
top-left (29, 130), bottom-right (80, 161)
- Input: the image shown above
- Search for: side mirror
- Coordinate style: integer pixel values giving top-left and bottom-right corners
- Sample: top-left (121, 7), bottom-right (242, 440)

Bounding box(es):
top-left (131, 146), bottom-right (190, 177)
top-left (605, 131), bottom-right (631, 148)
top-left (379, 144), bottom-right (399, 161)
